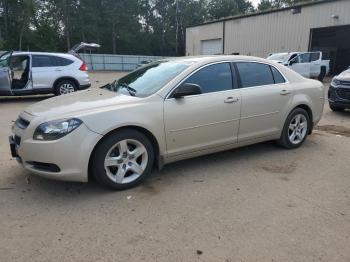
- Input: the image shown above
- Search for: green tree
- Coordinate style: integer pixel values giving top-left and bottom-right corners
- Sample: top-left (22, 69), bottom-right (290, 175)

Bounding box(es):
top-left (207, 0), bottom-right (253, 19)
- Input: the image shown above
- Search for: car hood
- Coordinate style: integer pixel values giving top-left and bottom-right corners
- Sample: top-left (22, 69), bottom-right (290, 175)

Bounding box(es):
top-left (24, 88), bottom-right (140, 119)
top-left (336, 69), bottom-right (350, 81)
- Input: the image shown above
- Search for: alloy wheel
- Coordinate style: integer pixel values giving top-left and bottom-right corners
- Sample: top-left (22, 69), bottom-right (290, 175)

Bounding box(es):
top-left (288, 114), bottom-right (308, 145)
top-left (104, 139), bottom-right (148, 184)
top-left (59, 83), bottom-right (75, 94)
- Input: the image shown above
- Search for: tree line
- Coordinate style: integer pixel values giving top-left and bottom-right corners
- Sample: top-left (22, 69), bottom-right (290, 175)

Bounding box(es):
top-left (0, 0), bottom-right (315, 56)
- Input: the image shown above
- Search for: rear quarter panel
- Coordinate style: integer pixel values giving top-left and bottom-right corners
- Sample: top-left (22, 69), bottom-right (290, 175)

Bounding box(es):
top-left (289, 79), bottom-right (324, 125)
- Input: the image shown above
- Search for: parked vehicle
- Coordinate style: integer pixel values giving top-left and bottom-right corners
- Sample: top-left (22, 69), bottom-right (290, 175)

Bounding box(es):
top-left (9, 56), bottom-right (324, 190)
top-left (0, 43), bottom-right (99, 96)
top-left (267, 51), bottom-right (329, 82)
top-left (136, 60), bottom-right (152, 68)
top-left (328, 67), bottom-right (350, 111)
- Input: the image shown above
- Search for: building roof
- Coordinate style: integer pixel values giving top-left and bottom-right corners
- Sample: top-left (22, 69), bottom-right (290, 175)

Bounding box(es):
top-left (187, 0), bottom-right (340, 28)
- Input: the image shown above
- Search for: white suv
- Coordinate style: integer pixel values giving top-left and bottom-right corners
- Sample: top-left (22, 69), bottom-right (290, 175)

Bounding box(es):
top-left (0, 43), bottom-right (99, 96)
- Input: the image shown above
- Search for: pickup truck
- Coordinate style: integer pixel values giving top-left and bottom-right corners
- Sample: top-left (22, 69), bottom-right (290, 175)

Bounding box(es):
top-left (267, 51), bottom-right (330, 82)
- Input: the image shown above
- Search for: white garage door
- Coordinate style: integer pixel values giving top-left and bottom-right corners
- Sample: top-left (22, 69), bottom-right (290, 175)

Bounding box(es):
top-left (201, 39), bottom-right (223, 55)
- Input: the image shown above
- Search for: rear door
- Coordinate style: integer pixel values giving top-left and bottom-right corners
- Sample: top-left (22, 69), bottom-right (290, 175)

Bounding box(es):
top-left (235, 62), bottom-right (292, 141)
top-left (310, 52), bottom-right (321, 77)
top-left (0, 51), bottom-right (13, 95)
top-left (31, 54), bottom-right (61, 90)
top-left (289, 53), bottom-right (311, 78)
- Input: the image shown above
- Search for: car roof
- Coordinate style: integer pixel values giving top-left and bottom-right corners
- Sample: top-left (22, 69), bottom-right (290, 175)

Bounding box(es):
top-left (12, 51), bottom-right (76, 59)
top-left (161, 55), bottom-right (270, 64)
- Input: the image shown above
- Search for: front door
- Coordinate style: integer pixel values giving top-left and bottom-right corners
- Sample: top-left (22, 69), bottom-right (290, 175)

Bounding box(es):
top-left (0, 52), bottom-right (13, 95)
top-left (164, 62), bottom-right (241, 156)
top-left (289, 53), bottom-right (311, 78)
top-left (235, 62), bottom-right (293, 141)
top-left (10, 54), bottom-right (33, 93)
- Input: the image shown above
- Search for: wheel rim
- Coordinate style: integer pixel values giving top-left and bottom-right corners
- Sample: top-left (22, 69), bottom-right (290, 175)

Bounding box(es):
top-left (288, 114), bottom-right (308, 145)
top-left (104, 139), bottom-right (148, 184)
top-left (59, 83), bottom-right (75, 94)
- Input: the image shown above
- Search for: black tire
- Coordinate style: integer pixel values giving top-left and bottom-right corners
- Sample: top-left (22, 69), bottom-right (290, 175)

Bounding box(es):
top-left (278, 108), bottom-right (311, 149)
top-left (90, 129), bottom-right (154, 190)
top-left (318, 66), bottom-right (326, 82)
top-left (54, 79), bottom-right (77, 96)
top-left (329, 103), bottom-right (344, 112)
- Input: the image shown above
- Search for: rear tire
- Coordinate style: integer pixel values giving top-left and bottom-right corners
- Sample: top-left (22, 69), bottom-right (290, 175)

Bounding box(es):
top-left (278, 108), bottom-right (310, 149)
top-left (318, 66), bottom-right (326, 82)
top-left (90, 129), bottom-right (154, 190)
top-left (54, 79), bottom-right (77, 96)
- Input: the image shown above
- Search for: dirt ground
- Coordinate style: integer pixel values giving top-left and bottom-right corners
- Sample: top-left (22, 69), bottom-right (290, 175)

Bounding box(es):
top-left (0, 72), bottom-right (350, 262)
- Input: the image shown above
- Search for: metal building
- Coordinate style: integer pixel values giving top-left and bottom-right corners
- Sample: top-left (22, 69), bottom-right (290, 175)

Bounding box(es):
top-left (186, 0), bottom-right (350, 74)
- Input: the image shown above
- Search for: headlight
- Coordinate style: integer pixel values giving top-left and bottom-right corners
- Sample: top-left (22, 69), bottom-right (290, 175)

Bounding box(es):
top-left (331, 78), bottom-right (340, 87)
top-left (33, 118), bottom-right (83, 141)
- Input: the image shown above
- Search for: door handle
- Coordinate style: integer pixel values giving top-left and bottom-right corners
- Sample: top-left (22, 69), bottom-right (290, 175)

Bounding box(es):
top-left (55, 68), bottom-right (63, 71)
top-left (224, 97), bottom-right (239, 103)
top-left (280, 90), bottom-right (291, 95)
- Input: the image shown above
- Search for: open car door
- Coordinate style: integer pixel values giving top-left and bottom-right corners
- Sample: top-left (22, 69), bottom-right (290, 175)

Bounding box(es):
top-left (0, 51), bottom-right (13, 96)
top-left (288, 53), bottom-right (311, 78)
top-left (68, 42), bottom-right (100, 57)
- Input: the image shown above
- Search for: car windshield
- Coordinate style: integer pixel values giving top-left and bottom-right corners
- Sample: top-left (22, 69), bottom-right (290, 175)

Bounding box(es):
top-left (105, 60), bottom-right (191, 97)
top-left (0, 52), bottom-right (11, 68)
top-left (267, 53), bottom-right (290, 62)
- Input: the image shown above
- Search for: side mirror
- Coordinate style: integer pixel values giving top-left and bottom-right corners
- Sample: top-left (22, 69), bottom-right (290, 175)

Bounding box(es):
top-left (172, 83), bottom-right (202, 98)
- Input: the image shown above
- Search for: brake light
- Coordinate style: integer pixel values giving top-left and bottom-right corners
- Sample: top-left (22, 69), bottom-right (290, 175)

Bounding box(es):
top-left (79, 62), bottom-right (88, 71)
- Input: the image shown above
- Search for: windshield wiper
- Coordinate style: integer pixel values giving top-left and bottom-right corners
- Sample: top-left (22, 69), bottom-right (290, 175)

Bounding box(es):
top-left (119, 83), bottom-right (137, 96)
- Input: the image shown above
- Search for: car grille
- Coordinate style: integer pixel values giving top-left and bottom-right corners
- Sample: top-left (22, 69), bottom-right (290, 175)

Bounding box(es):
top-left (14, 135), bottom-right (21, 146)
top-left (336, 88), bottom-right (350, 100)
top-left (339, 80), bottom-right (350, 86)
top-left (15, 117), bottom-right (30, 129)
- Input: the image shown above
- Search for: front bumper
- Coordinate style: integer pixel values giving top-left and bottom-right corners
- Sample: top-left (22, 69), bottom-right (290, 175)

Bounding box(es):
top-left (328, 85), bottom-right (350, 109)
top-left (10, 121), bottom-right (102, 182)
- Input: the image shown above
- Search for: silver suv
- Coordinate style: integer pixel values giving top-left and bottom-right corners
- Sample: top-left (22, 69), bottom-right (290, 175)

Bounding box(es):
top-left (0, 43), bottom-right (99, 96)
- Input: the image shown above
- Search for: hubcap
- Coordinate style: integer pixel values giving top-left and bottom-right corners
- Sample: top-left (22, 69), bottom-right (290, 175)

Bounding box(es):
top-left (104, 139), bottom-right (148, 184)
top-left (288, 114), bottom-right (308, 145)
top-left (59, 83), bottom-right (75, 94)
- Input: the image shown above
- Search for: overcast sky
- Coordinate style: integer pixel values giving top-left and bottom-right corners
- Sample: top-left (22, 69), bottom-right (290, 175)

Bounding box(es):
top-left (251, 0), bottom-right (260, 8)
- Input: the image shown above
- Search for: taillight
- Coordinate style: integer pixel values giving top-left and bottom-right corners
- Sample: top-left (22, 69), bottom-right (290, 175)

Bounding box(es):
top-left (79, 62), bottom-right (88, 71)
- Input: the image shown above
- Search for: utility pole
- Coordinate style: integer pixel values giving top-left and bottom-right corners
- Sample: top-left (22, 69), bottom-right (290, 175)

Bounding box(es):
top-left (175, 0), bottom-right (179, 55)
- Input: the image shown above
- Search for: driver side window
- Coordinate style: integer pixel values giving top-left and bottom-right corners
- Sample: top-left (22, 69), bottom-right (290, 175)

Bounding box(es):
top-left (182, 63), bottom-right (234, 94)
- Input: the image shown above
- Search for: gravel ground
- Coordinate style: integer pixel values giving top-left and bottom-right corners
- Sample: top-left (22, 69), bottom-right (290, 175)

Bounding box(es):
top-left (0, 73), bottom-right (350, 262)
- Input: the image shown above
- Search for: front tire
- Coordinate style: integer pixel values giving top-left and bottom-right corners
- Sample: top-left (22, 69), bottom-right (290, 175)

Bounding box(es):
top-left (329, 103), bottom-right (344, 112)
top-left (54, 79), bottom-right (77, 95)
top-left (318, 66), bottom-right (326, 82)
top-left (90, 129), bottom-right (154, 190)
top-left (278, 108), bottom-right (310, 149)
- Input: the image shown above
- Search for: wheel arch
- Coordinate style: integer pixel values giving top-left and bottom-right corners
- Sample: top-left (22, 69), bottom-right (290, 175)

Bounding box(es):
top-left (88, 125), bottom-right (161, 181)
top-left (290, 103), bottom-right (314, 134)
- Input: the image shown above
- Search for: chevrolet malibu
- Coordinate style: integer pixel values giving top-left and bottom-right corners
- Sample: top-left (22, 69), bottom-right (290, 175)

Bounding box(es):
top-left (10, 56), bottom-right (325, 190)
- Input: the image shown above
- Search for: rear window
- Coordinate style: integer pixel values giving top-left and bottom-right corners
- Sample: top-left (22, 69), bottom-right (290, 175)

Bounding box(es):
top-left (55, 56), bottom-right (74, 66)
top-left (236, 62), bottom-right (274, 88)
top-left (270, 66), bottom-right (286, 84)
top-left (32, 55), bottom-right (73, 67)
top-left (310, 52), bottom-right (320, 62)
